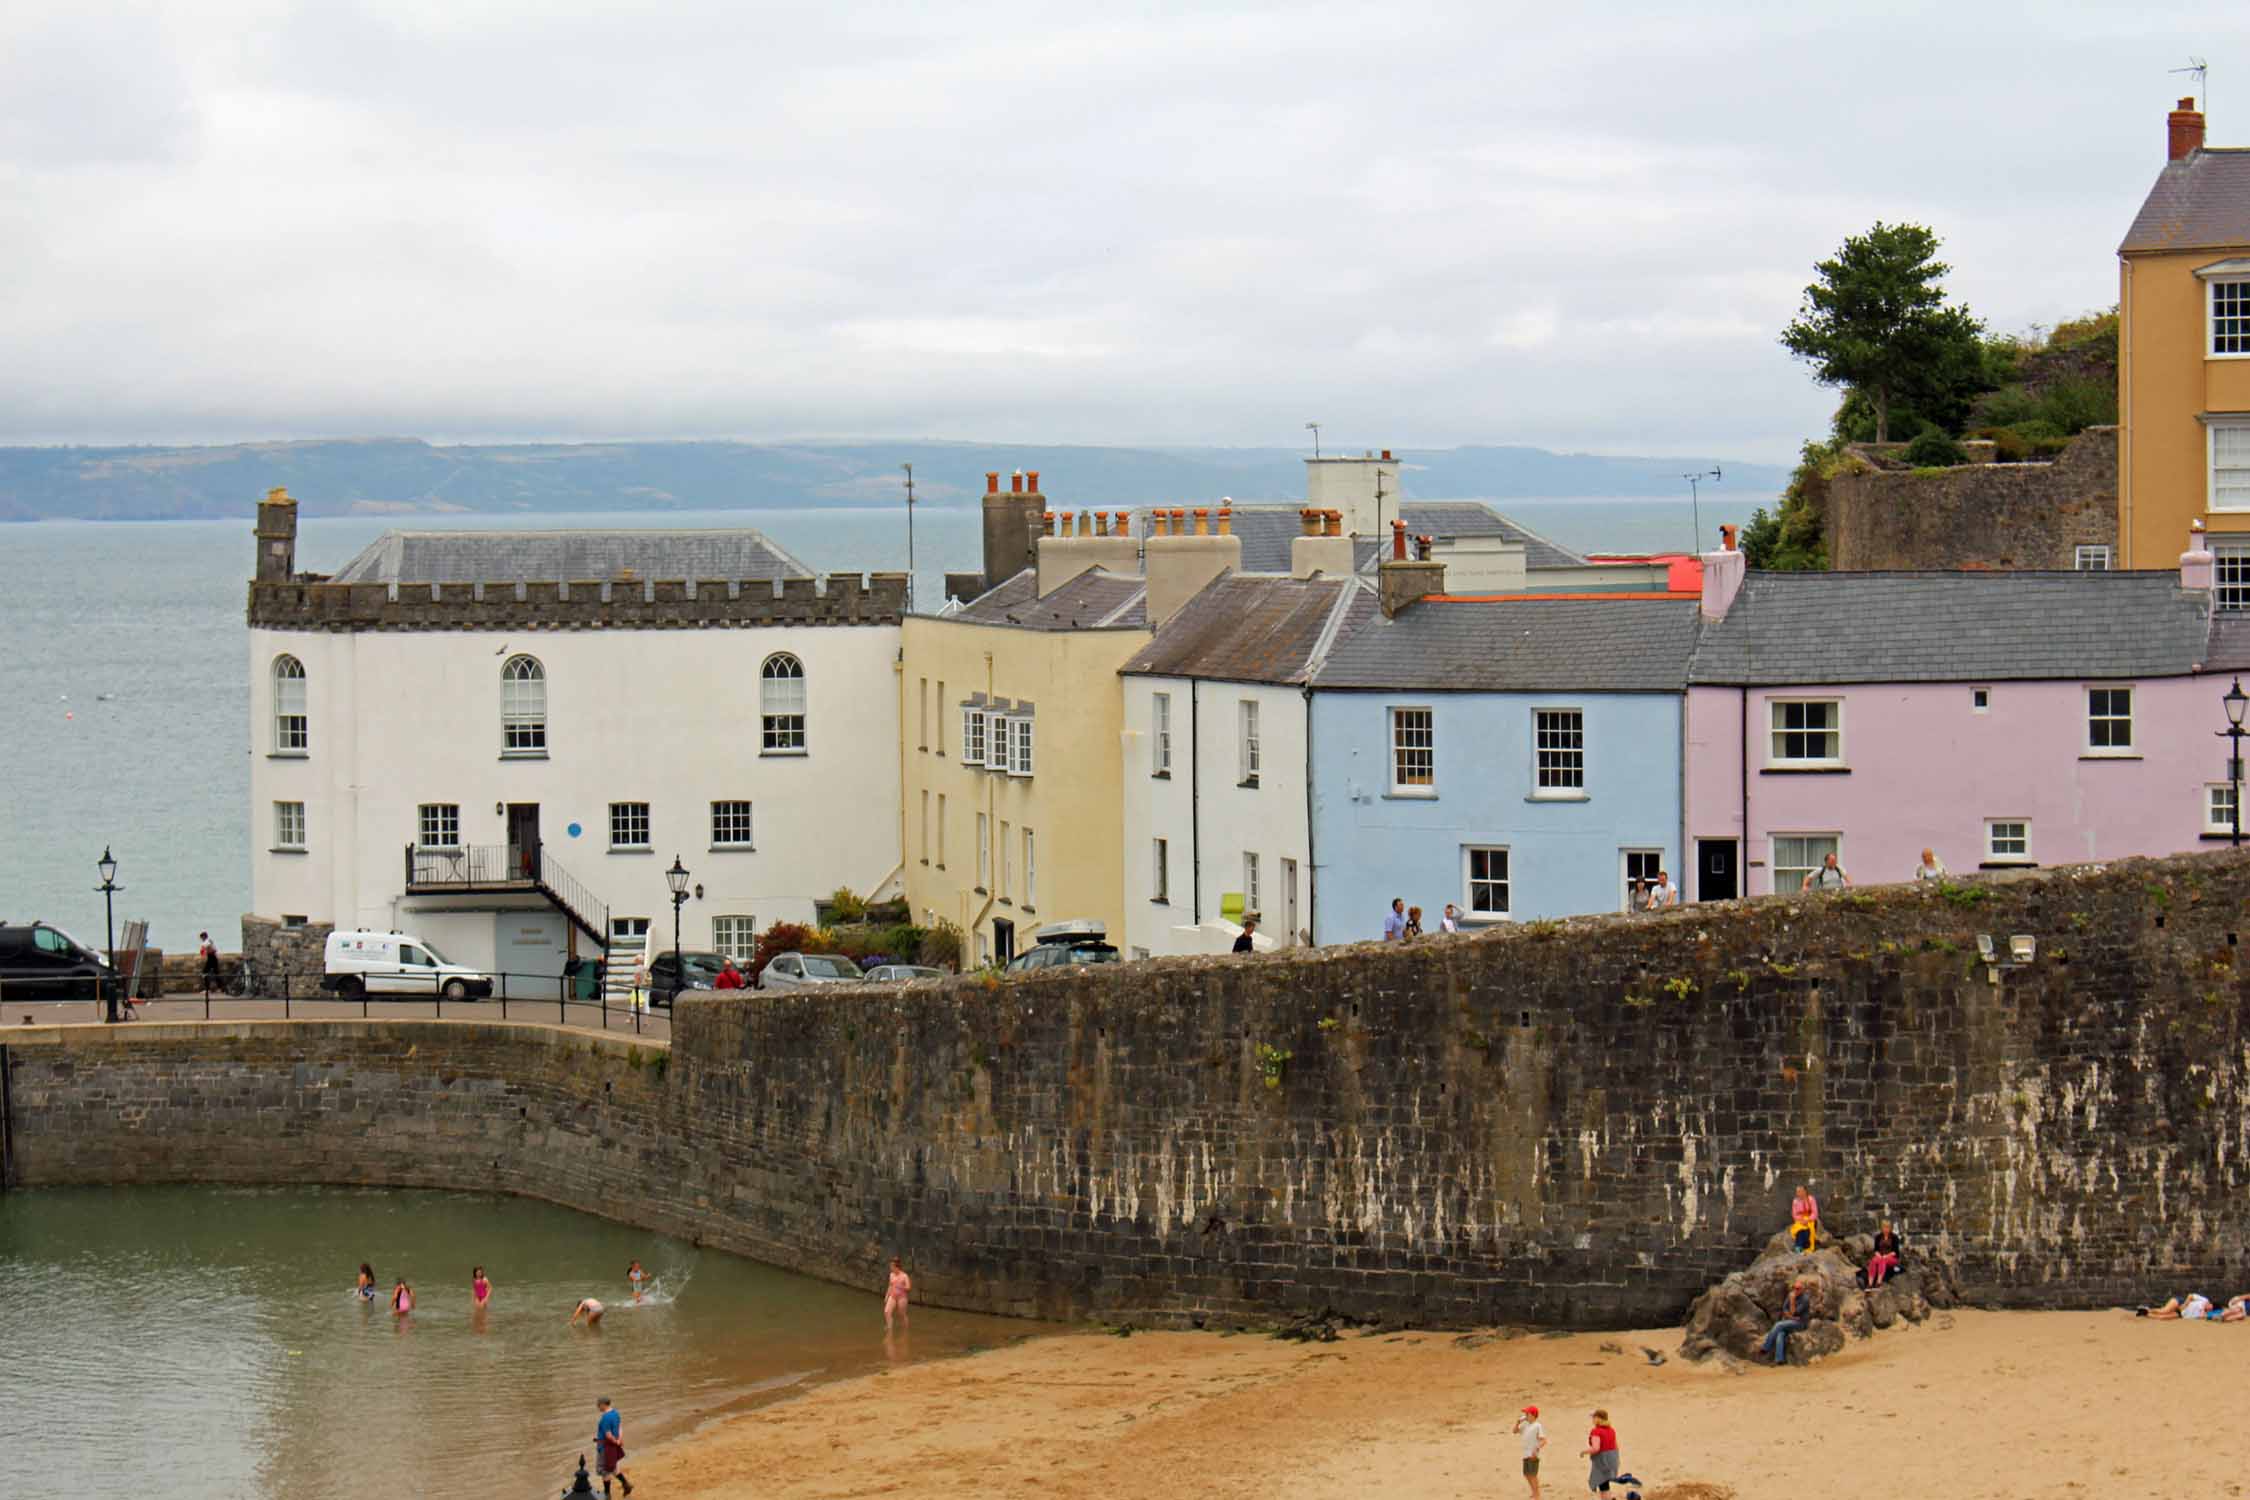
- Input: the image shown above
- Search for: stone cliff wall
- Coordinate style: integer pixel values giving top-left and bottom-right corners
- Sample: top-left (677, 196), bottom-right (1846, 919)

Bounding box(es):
top-left (1823, 426), bottom-right (2117, 570)
top-left (5, 850), bottom-right (2246, 1330)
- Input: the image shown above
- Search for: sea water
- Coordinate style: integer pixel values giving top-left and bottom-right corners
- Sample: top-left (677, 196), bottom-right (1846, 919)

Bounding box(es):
top-left (0, 1184), bottom-right (1039, 1499)
top-left (0, 496), bottom-right (1761, 948)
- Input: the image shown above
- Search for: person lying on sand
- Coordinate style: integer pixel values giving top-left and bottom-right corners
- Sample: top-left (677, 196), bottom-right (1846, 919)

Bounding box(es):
top-left (2222, 1294), bottom-right (2248, 1323)
top-left (2143, 1293), bottom-right (2214, 1320)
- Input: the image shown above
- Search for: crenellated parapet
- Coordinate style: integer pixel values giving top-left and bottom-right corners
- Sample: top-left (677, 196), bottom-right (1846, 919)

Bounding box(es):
top-left (247, 571), bottom-right (910, 632)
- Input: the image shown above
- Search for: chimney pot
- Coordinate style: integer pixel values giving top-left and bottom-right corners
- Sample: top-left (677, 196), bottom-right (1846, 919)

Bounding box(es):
top-left (1324, 509), bottom-right (1342, 537)
top-left (1115, 509), bottom-right (1130, 534)
top-left (1193, 507), bottom-right (1210, 537)
top-left (1151, 510), bottom-right (1168, 538)
top-left (1216, 507), bottom-right (1232, 537)
top-left (1721, 523), bottom-right (1738, 552)
top-left (1011, 471), bottom-right (1024, 494)
top-left (1391, 518), bottom-right (1408, 560)
top-left (1041, 511), bottom-right (1056, 537)
top-left (1094, 511), bottom-right (1111, 537)
top-left (1414, 533), bottom-right (1433, 561)
top-left (1170, 507), bottom-right (1187, 534)
top-left (1301, 508), bottom-right (1320, 537)
top-left (986, 472), bottom-right (1000, 495)
top-left (1026, 469), bottom-right (1040, 493)
top-left (2170, 97), bottom-right (2206, 160)
top-left (1380, 449), bottom-right (1392, 461)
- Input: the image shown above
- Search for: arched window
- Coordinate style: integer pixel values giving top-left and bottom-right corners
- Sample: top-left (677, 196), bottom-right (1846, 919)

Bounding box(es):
top-left (272, 655), bottom-right (308, 752)
top-left (760, 653), bottom-right (806, 752)
top-left (502, 655), bottom-right (547, 754)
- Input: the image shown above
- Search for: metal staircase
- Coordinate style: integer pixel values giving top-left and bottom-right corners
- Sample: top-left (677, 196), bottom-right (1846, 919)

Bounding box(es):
top-left (402, 843), bottom-right (611, 951)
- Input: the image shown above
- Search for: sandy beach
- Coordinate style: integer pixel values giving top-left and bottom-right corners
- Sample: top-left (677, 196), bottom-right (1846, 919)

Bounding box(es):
top-left (637, 1308), bottom-right (2249, 1500)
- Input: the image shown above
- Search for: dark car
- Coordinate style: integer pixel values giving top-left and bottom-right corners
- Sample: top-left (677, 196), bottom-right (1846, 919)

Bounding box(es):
top-left (1004, 920), bottom-right (1122, 974)
top-left (0, 921), bottom-right (115, 1000)
top-left (647, 949), bottom-right (728, 1008)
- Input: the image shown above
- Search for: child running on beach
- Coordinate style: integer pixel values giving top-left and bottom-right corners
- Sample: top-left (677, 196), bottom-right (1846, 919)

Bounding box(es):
top-left (884, 1257), bottom-right (912, 1334)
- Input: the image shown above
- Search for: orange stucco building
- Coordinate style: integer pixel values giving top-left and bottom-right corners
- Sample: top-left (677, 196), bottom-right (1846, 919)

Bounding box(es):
top-left (2119, 98), bottom-right (2250, 575)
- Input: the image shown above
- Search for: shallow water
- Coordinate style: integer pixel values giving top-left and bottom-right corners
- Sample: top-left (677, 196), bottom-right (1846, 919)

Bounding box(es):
top-left (0, 1184), bottom-right (1042, 1500)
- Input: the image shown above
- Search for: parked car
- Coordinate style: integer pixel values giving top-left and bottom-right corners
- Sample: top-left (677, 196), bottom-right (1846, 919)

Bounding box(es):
top-left (0, 921), bottom-right (114, 999)
top-left (757, 952), bottom-right (867, 990)
top-left (323, 929), bottom-right (494, 999)
top-left (1005, 919), bottom-right (1121, 973)
top-left (865, 963), bottom-right (946, 984)
top-left (646, 949), bottom-right (727, 1007)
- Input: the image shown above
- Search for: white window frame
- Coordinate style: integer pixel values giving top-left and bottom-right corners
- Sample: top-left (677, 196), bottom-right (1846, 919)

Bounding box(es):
top-left (1984, 818), bottom-right (2032, 864)
top-left (1243, 850), bottom-right (1261, 913)
top-left (609, 801), bottom-right (651, 851)
top-left (2084, 684), bottom-right (2135, 756)
top-left (1972, 687), bottom-right (1991, 714)
top-left (1767, 698), bottom-right (1844, 768)
top-left (1153, 692), bottom-right (1172, 776)
top-left (1239, 699), bottom-right (1261, 786)
top-left (1024, 828), bottom-right (1036, 909)
top-left (1153, 837), bottom-right (1169, 902)
top-left (1621, 848), bottom-right (1663, 911)
top-left (962, 705), bottom-right (987, 766)
top-left (501, 654), bottom-right (547, 756)
top-left (2216, 539), bottom-right (2250, 611)
top-left (1008, 715), bottom-right (1034, 778)
top-left (712, 915), bottom-right (757, 963)
top-left (417, 803), bottom-right (461, 851)
top-left (976, 812), bottom-right (990, 890)
top-left (2212, 418), bottom-right (2250, 512)
top-left (1462, 845), bottom-right (1510, 921)
top-left (1390, 706), bottom-right (1435, 795)
top-left (2207, 781), bottom-right (2242, 836)
top-left (274, 801), bottom-right (306, 851)
top-left (1772, 832), bottom-right (1840, 894)
top-left (1532, 707), bottom-right (1586, 796)
top-left (272, 654), bottom-right (308, 753)
top-left (611, 916), bottom-right (651, 942)
top-left (710, 800), bottom-right (755, 849)
top-left (2073, 544), bottom-right (2113, 571)
top-left (760, 653), bottom-right (807, 753)
top-left (2213, 276), bottom-right (2250, 359)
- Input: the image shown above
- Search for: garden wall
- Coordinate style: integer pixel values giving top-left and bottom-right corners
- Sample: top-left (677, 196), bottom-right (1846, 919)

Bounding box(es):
top-left (1823, 425), bottom-right (2116, 570)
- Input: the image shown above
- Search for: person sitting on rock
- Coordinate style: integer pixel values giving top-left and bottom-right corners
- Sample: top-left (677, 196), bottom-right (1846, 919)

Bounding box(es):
top-left (1758, 1277), bottom-right (1816, 1365)
top-left (1788, 1183), bottom-right (1819, 1252)
top-left (1863, 1221), bottom-right (1904, 1287)
top-left (2144, 1292), bottom-right (2214, 1320)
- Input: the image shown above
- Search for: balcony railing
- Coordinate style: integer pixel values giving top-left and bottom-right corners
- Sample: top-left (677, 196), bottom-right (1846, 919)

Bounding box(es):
top-left (402, 842), bottom-right (610, 949)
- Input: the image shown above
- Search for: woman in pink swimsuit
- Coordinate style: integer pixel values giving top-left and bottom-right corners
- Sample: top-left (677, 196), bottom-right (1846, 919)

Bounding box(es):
top-left (883, 1257), bottom-right (911, 1333)
top-left (391, 1280), bottom-right (414, 1316)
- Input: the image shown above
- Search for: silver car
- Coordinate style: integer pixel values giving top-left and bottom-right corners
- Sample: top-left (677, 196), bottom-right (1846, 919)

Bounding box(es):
top-left (757, 951), bottom-right (867, 990)
top-left (865, 963), bottom-right (946, 984)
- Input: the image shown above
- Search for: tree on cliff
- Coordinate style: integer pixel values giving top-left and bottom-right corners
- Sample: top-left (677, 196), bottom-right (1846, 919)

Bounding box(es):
top-left (1780, 222), bottom-right (1988, 444)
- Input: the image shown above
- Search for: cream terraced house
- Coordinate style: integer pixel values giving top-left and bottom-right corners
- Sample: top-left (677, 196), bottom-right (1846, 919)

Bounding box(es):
top-left (245, 489), bottom-right (906, 981)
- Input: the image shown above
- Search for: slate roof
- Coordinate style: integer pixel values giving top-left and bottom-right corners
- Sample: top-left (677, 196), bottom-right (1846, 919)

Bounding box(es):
top-left (1313, 595), bottom-right (1700, 692)
top-left (330, 528), bottom-right (814, 584)
top-left (1122, 575), bottom-right (1373, 684)
top-left (1687, 572), bottom-right (2215, 686)
top-left (1123, 501), bottom-right (1584, 574)
top-left (2120, 148), bottom-right (2250, 254)
top-left (952, 567), bottom-right (1147, 630)
top-left (2204, 611), bottom-right (2250, 672)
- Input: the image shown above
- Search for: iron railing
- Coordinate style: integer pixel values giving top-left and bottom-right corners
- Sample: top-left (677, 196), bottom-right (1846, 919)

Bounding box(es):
top-left (13, 967), bottom-right (666, 1036)
top-left (402, 842), bottom-right (610, 948)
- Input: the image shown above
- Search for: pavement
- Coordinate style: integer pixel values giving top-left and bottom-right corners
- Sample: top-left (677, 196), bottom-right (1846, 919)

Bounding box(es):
top-left (1, 993), bottom-right (672, 1041)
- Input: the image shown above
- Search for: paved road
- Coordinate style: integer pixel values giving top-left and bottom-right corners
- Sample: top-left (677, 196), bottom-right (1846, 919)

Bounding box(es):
top-left (1, 993), bottom-right (672, 1041)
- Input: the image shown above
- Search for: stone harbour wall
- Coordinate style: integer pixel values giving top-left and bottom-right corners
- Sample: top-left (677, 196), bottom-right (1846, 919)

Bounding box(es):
top-left (5, 849), bottom-right (2247, 1330)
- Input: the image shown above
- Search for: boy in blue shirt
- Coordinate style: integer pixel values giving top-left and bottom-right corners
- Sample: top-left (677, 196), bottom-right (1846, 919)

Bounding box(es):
top-left (594, 1398), bottom-right (634, 1496)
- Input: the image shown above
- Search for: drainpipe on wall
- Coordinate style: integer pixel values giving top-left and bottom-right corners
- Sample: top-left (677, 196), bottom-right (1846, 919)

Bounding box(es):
top-left (2120, 257), bottom-right (2134, 568)
top-left (1189, 679), bottom-right (1202, 925)
top-left (1302, 684), bottom-right (1317, 945)
top-left (1676, 691), bottom-right (1688, 905)
top-left (1739, 685), bottom-right (1751, 898)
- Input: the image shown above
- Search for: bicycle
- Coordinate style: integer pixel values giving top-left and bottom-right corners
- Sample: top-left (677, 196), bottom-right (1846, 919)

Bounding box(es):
top-left (225, 957), bottom-right (261, 998)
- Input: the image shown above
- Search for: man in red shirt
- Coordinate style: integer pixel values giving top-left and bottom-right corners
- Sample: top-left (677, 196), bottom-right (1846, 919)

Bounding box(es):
top-left (713, 958), bottom-right (746, 990)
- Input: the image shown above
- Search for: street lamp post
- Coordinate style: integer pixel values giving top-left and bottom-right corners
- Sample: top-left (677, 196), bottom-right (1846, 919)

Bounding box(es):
top-left (666, 855), bottom-right (691, 1002)
top-left (2223, 678), bottom-right (2249, 848)
top-left (94, 845), bottom-right (121, 1023)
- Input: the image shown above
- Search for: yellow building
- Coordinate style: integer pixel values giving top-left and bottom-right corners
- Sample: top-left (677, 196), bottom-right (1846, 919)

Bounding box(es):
top-left (2119, 96), bottom-right (2250, 570)
top-left (902, 473), bottom-right (1239, 964)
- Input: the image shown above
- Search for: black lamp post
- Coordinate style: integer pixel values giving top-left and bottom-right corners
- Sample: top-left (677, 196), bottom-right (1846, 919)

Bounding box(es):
top-left (666, 855), bottom-right (690, 999)
top-left (2224, 678), bottom-right (2249, 848)
top-left (94, 845), bottom-right (121, 1023)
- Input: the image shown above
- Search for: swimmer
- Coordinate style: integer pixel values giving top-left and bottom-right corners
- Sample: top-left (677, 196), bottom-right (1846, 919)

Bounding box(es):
top-left (472, 1266), bottom-right (491, 1310)
top-left (355, 1263), bottom-right (378, 1301)
top-left (884, 1257), bottom-right (911, 1334)
top-left (391, 1279), bottom-right (414, 1316)
top-left (570, 1297), bottom-right (605, 1327)
top-left (627, 1259), bottom-right (647, 1304)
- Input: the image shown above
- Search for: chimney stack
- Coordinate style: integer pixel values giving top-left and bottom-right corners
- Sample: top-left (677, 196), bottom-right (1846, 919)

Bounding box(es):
top-left (980, 467), bottom-right (1044, 592)
top-left (1701, 522), bottom-right (1747, 621)
top-left (2183, 518), bottom-right (2215, 591)
top-left (1376, 549), bottom-right (1445, 618)
top-left (255, 485), bottom-right (299, 582)
top-left (2170, 96), bottom-right (2206, 160)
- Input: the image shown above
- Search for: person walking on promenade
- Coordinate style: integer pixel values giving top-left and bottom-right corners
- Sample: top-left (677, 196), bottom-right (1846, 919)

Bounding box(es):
top-left (1914, 848), bottom-right (1948, 881)
top-left (1233, 915), bottom-right (1258, 953)
top-left (1759, 1277), bottom-right (1815, 1365)
top-left (1512, 1403), bottom-right (1547, 1498)
top-left (1789, 1183), bottom-right (1820, 1251)
top-left (1802, 851), bottom-right (1851, 892)
top-left (199, 932), bottom-right (220, 995)
top-left (593, 1397), bottom-right (634, 1497)
top-left (1382, 898), bottom-right (1407, 942)
top-left (884, 1257), bottom-right (912, 1334)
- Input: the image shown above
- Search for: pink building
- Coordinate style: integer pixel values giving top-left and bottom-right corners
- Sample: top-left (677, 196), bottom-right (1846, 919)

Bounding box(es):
top-left (1681, 534), bottom-right (2249, 900)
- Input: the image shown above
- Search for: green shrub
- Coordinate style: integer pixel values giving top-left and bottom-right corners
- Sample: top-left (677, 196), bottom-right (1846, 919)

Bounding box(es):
top-left (1903, 430), bottom-right (1967, 467)
top-left (917, 920), bottom-right (965, 972)
top-left (750, 921), bottom-right (819, 981)
top-left (827, 886), bottom-right (869, 923)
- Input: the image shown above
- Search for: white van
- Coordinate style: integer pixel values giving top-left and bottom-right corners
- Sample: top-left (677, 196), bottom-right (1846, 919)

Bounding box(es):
top-left (323, 930), bottom-right (495, 999)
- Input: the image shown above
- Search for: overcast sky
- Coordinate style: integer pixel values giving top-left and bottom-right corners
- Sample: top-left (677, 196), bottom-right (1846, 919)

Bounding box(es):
top-left (0, 2), bottom-right (2239, 461)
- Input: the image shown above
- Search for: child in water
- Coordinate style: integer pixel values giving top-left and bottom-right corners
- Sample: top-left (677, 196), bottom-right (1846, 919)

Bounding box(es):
top-left (884, 1257), bottom-right (912, 1334)
top-left (472, 1266), bottom-right (491, 1310)
top-left (355, 1263), bottom-right (378, 1301)
top-left (627, 1259), bottom-right (647, 1303)
top-left (570, 1297), bottom-right (606, 1327)
top-left (391, 1280), bottom-right (414, 1316)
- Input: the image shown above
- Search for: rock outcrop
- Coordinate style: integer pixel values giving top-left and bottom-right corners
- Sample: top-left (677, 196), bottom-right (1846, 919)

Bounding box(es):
top-left (1680, 1231), bottom-right (1959, 1365)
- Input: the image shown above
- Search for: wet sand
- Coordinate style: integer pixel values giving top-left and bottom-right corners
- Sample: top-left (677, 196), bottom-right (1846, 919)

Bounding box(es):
top-left (637, 1308), bottom-right (2250, 1499)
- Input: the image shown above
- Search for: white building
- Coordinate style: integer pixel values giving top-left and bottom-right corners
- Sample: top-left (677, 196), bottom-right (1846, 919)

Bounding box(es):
top-left (245, 489), bottom-right (905, 980)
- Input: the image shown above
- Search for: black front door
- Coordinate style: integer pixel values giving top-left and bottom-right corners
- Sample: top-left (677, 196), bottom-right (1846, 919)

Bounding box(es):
top-left (1696, 839), bottom-right (1739, 902)
top-left (992, 917), bottom-right (1015, 966)
top-left (508, 804), bottom-right (541, 878)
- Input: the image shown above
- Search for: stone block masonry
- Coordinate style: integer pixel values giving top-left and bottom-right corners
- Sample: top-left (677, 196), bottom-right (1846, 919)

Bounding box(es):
top-left (6, 850), bottom-right (2247, 1330)
top-left (1822, 425), bottom-right (2116, 570)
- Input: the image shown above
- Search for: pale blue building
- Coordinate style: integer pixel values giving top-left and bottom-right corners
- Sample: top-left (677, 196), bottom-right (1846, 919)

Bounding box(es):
top-left (1307, 594), bottom-right (1697, 940)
